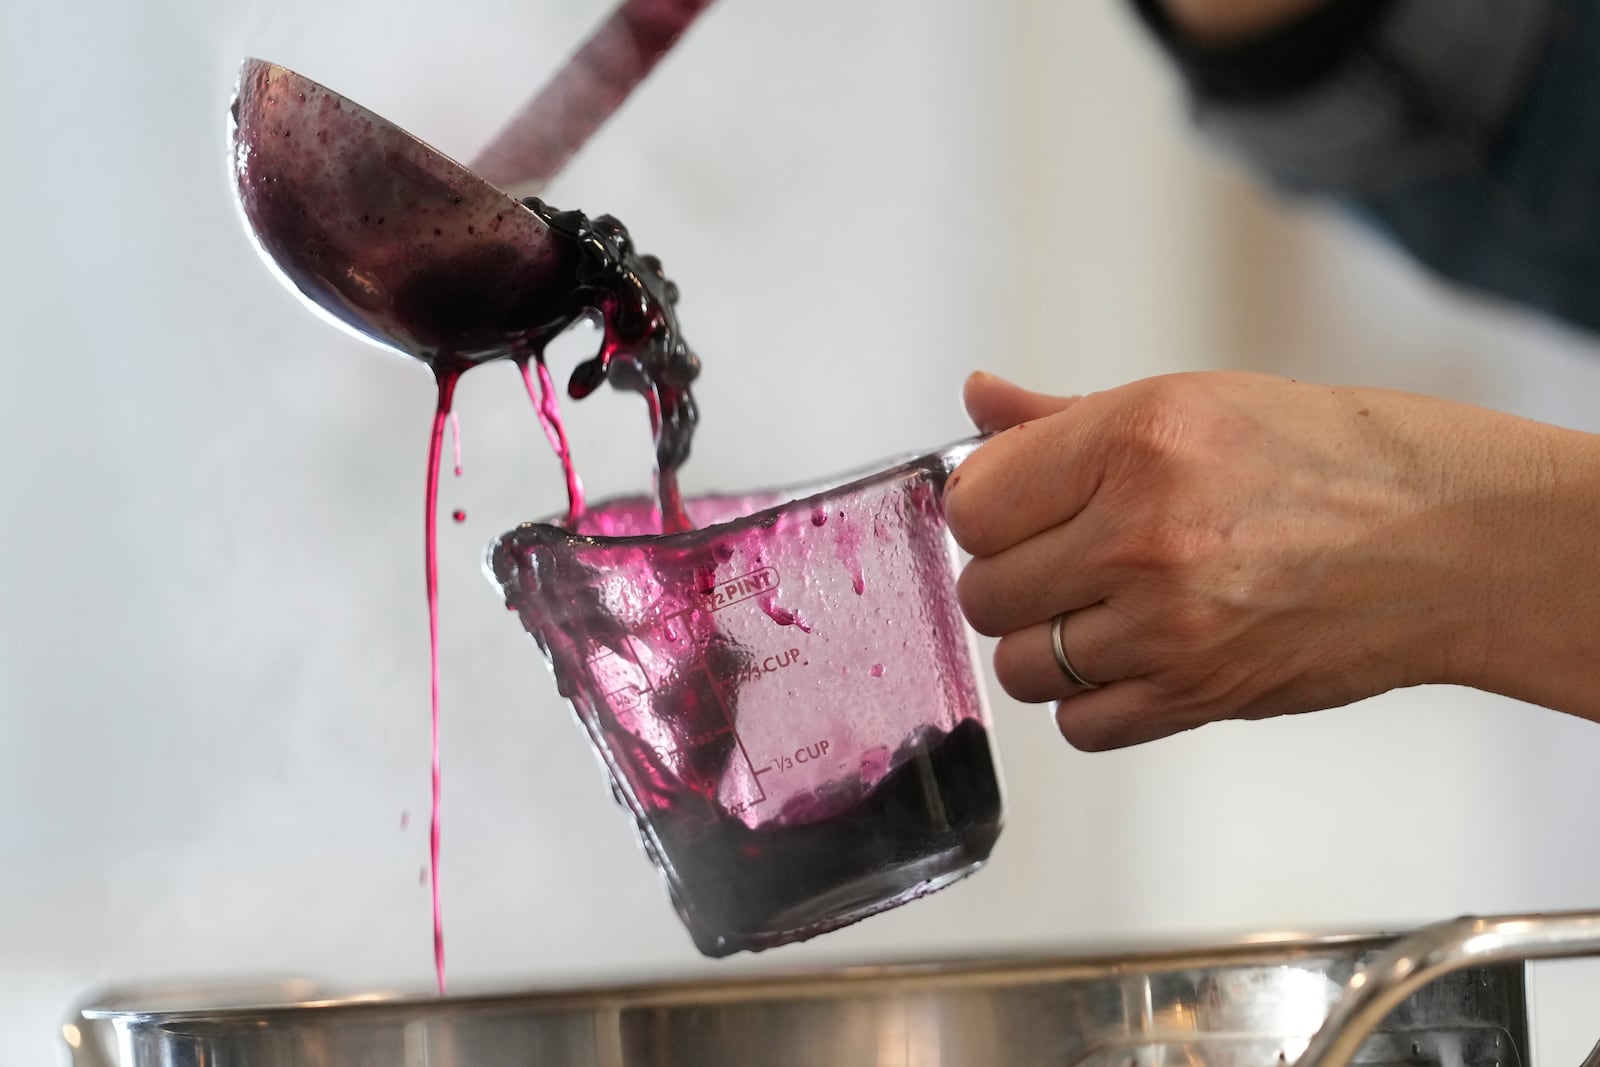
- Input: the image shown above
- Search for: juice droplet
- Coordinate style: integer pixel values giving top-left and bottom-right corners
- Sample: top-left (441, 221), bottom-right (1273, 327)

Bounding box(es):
top-left (452, 509), bottom-right (467, 523)
top-left (810, 506), bottom-right (827, 527)
top-left (871, 664), bottom-right (885, 678)
top-left (758, 593), bottom-right (812, 633)
top-left (695, 566), bottom-right (717, 597)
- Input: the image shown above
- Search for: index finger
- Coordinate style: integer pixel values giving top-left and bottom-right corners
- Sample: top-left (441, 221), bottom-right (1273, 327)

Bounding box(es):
top-left (943, 398), bottom-right (1104, 558)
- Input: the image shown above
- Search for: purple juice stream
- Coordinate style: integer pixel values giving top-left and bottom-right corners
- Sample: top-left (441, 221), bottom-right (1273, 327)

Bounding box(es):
top-left (411, 203), bottom-right (698, 990)
top-left (518, 358), bottom-right (586, 526)
top-left (450, 411), bottom-right (463, 477)
top-left (424, 367), bottom-right (461, 993)
top-left (234, 60), bottom-right (705, 989)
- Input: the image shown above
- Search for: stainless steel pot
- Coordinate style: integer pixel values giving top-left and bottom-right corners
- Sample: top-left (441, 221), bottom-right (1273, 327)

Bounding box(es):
top-left (66, 910), bottom-right (1600, 1067)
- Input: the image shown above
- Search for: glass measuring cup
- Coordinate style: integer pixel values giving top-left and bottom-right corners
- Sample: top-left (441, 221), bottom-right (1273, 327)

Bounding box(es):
top-left (487, 441), bottom-right (1003, 956)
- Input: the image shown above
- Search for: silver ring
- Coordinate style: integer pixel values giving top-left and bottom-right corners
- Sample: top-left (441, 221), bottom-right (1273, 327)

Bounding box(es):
top-left (1051, 613), bottom-right (1100, 690)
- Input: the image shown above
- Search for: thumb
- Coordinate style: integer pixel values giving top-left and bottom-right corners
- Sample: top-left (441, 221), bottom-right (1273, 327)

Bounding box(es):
top-left (963, 371), bottom-right (1077, 434)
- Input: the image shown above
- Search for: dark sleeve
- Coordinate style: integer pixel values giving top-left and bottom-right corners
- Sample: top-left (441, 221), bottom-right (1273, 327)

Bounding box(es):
top-left (1126, 0), bottom-right (1554, 194)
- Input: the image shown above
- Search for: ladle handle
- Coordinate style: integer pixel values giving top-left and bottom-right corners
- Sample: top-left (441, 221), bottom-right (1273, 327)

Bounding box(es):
top-left (1297, 910), bottom-right (1600, 1067)
top-left (471, 0), bottom-right (716, 195)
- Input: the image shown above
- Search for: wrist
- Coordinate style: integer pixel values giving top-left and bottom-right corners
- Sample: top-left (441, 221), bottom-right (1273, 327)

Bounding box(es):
top-left (1438, 415), bottom-right (1600, 715)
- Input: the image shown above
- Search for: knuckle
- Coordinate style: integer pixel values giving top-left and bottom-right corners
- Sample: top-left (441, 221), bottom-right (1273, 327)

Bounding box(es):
top-left (942, 478), bottom-right (993, 556)
top-left (1055, 703), bottom-right (1120, 752)
top-left (996, 670), bottom-right (1034, 705)
top-left (1112, 379), bottom-right (1197, 464)
top-left (1054, 684), bottom-right (1196, 752)
top-left (955, 562), bottom-right (1006, 637)
top-left (991, 639), bottom-right (1037, 702)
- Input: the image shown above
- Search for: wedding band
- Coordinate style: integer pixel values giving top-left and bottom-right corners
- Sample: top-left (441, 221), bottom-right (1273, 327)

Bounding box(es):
top-left (1051, 613), bottom-right (1100, 690)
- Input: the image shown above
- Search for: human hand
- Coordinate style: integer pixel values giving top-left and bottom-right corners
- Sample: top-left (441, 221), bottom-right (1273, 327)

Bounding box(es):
top-left (945, 370), bottom-right (1600, 750)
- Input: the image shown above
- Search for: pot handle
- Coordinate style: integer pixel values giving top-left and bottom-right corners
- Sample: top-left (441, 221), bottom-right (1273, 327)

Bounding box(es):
top-left (1296, 910), bottom-right (1600, 1067)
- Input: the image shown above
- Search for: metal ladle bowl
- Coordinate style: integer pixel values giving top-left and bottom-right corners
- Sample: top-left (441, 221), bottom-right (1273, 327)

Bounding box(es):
top-left (229, 59), bottom-right (565, 367)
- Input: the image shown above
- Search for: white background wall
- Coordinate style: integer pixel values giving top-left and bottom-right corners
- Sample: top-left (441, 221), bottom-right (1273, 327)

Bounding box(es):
top-left (5, 1), bottom-right (1599, 1064)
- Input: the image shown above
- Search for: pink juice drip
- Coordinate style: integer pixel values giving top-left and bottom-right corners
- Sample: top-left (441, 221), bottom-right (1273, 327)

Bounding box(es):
top-left (398, 202), bottom-right (695, 988)
top-left (425, 367), bottom-right (461, 995)
top-left (643, 386), bottom-right (691, 534)
top-left (646, 392), bottom-right (673, 534)
top-left (518, 357), bottom-right (585, 526)
top-left (757, 592), bottom-right (811, 633)
top-left (833, 510), bottom-right (867, 595)
top-left (658, 465), bottom-right (689, 534)
top-left (451, 411), bottom-right (463, 477)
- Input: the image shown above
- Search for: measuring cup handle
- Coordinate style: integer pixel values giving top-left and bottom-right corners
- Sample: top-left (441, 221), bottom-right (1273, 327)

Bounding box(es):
top-left (1294, 910), bottom-right (1600, 1067)
top-left (934, 435), bottom-right (989, 479)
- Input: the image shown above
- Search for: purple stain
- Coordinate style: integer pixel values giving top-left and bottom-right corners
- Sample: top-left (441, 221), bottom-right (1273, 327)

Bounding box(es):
top-left (834, 513), bottom-right (867, 596)
top-left (695, 566), bottom-right (718, 597)
top-left (757, 593), bottom-right (812, 633)
top-left (871, 663), bottom-right (885, 678)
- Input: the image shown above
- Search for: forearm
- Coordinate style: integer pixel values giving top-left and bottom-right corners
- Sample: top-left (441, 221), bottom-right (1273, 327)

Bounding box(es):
top-left (1128, 0), bottom-right (1579, 328)
top-left (1444, 414), bottom-right (1600, 718)
top-left (1155, 0), bottom-right (1333, 43)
